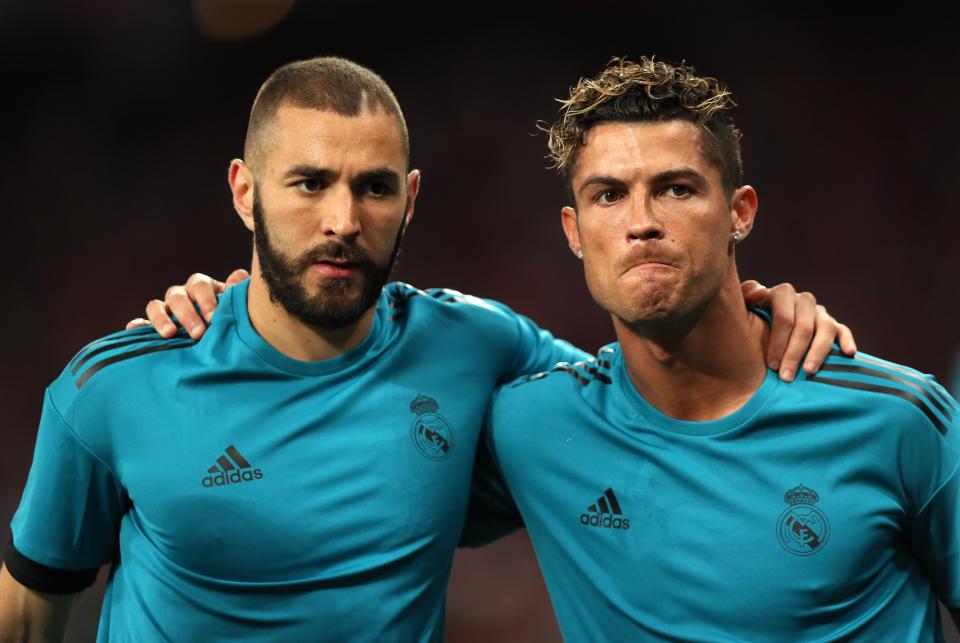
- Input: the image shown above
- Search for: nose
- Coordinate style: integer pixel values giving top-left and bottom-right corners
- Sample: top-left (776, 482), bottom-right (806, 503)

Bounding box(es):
top-left (626, 195), bottom-right (665, 242)
top-left (323, 185), bottom-right (361, 240)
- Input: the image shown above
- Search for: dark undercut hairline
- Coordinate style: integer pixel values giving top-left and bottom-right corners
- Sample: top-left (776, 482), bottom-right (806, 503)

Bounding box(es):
top-left (243, 57), bottom-right (409, 173)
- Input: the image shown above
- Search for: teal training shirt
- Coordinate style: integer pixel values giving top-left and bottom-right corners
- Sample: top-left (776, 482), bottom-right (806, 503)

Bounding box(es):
top-left (6, 279), bottom-right (585, 642)
top-left (478, 339), bottom-right (960, 642)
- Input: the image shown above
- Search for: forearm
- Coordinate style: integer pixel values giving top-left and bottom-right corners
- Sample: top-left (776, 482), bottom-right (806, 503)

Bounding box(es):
top-left (0, 565), bottom-right (78, 643)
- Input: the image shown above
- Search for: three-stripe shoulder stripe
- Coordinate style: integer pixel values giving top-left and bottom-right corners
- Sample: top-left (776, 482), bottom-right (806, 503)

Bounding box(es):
top-left (388, 285), bottom-right (468, 321)
top-left (512, 356), bottom-right (613, 388)
top-left (71, 329), bottom-right (190, 376)
top-left (68, 326), bottom-right (160, 369)
top-left (808, 349), bottom-right (954, 435)
top-left (72, 331), bottom-right (195, 390)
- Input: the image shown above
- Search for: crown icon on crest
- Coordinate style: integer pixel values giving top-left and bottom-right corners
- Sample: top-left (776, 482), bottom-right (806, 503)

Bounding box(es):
top-left (410, 394), bottom-right (439, 415)
top-left (784, 484), bottom-right (819, 506)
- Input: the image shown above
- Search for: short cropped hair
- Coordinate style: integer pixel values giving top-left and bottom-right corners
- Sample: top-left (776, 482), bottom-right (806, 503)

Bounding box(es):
top-left (244, 57), bottom-right (409, 169)
top-left (543, 56), bottom-right (743, 197)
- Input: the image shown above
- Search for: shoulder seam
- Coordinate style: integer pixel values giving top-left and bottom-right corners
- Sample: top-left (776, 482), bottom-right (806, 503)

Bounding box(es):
top-left (45, 389), bottom-right (123, 482)
top-left (915, 455), bottom-right (960, 516)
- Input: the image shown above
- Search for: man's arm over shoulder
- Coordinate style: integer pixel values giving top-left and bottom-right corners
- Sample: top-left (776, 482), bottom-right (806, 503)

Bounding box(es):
top-left (475, 298), bottom-right (587, 383)
top-left (389, 285), bottom-right (588, 382)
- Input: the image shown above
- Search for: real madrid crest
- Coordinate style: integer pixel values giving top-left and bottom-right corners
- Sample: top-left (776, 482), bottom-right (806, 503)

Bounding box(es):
top-left (776, 484), bottom-right (829, 556)
top-left (409, 394), bottom-right (453, 461)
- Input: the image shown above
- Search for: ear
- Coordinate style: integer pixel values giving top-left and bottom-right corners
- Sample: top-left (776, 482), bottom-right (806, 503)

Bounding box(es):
top-left (404, 169), bottom-right (421, 226)
top-left (561, 206), bottom-right (583, 259)
top-left (228, 159), bottom-right (255, 232)
top-left (729, 185), bottom-right (758, 241)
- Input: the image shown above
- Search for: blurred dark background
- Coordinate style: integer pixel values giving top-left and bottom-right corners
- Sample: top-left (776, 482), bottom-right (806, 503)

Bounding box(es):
top-left (1, 1), bottom-right (958, 640)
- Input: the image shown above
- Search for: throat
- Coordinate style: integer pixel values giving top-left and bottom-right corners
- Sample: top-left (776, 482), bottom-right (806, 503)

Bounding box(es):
top-left (616, 304), bottom-right (770, 422)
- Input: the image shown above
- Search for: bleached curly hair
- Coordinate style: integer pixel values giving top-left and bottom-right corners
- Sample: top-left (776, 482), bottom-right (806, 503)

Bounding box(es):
top-left (542, 56), bottom-right (744, 197)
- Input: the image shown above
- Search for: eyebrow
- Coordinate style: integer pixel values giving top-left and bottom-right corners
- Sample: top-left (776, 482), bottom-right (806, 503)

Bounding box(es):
top-left (353, 168), bottom-right (401, 186)
top-left (651, 168), bottom-right (708, 188)
top-left (577, 175), bottom-right (628, 197)
top-left (281, 165), bottom-right (401, 186)
top-left (577, 166), bottom-right (709, 197)
top-left (282, 164), bottom-right (336, 181)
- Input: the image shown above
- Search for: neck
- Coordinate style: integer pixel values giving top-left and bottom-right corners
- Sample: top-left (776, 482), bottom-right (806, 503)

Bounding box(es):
top-left (616, 269), bottom-right (769, 422)
top-left (246, 265), bottom-right (376, 362)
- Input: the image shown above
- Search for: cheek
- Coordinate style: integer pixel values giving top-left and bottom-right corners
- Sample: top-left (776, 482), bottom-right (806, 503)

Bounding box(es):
top-left (270, 211), bottom-right (315, 249)
top-left (361, 209), bottom-right (405, 252)
top-left (579, 258), bottom-right (609, 306)
top-left (686, 229), bottom-right (732, 283)
top-left (579, 214), bottom-right (623, 252)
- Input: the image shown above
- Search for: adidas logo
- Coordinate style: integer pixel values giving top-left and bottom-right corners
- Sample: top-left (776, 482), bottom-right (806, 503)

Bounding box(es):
top-left (579, 488), bottom-right (631, 530)
top-left (201, 445), bottom-right (264, 488)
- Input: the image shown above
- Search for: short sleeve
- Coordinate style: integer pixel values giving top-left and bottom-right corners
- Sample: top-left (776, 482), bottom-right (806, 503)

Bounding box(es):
top-left (5, 389), bottom-right (126, 592)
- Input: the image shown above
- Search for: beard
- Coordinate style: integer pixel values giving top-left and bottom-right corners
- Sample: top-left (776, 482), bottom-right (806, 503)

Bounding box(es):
top-left (252, 192), bottom-right (406, 330)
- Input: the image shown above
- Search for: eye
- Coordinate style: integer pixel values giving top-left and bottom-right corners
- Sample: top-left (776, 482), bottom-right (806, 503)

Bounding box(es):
top-left (663, 184), bottom-right (693, 198)
top-left (296, 178), bottom-right (322, 194)
top-left (595, 190), bottom-right (624, 205)
top-left (366, 181), bottom-right (392, 197)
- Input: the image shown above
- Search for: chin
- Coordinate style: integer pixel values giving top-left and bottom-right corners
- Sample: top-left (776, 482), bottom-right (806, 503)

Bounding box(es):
top-left (615, 287), bottom-right (696, 326)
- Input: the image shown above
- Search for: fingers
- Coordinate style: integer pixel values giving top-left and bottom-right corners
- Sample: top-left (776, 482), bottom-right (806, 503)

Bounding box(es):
top-left (185, 273), bottom-right (221, 324)
top-left (125, 317), bottom-right (151, 330)
top-left (145, 299), bottom-right (179, 338)
top-left (762, 282), bottom-right (797, 374)
top-left (225, 268), bottom-right (250, 287)
top-left (740, 279), bottom-right (766, 304)
top-left (141, 272), bottom-right (232, 342)
top-left (803, 314), bottom-right (856, 372)
top-left (801, 305), bottom-right (840, 374)
top-left (751, 280), bottom-right (857, 379)
top-left (836, 322), bottom-right (857, 356)
top-left (775, 290), bottom-right (818, 382)
top-left (161, 281), bottom-right (206, 340)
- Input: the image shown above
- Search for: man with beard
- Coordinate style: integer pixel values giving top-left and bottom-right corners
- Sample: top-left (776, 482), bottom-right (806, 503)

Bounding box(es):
top-left (469, 57), bottom-right (960, 640)
top-left (0, 57), bottom-right (852, 641)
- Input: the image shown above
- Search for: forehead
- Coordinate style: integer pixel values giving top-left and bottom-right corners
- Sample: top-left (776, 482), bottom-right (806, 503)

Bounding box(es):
top-left (264, 105), bottom-right (407, 173)
top-left (571, 120), bottom-right (716, 186)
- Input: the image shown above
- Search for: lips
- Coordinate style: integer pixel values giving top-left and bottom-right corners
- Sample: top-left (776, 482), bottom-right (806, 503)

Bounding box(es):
top-left (621, 257), bottom-right (677, 276)
top-left (312, 260), bottom-right (357, 279)
top-left (300, 241), bottom-right (373, 279)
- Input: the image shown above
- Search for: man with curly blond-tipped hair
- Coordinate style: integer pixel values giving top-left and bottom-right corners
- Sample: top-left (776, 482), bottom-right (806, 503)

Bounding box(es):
top-left (545, 56), bottom-right (743, 198)
top-left (471, 56), bottom-right (960, 640)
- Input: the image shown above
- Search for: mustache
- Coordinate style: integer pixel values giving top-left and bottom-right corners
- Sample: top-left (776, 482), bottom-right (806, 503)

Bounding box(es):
top-left (296, 241), bottom-right (376, 270)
